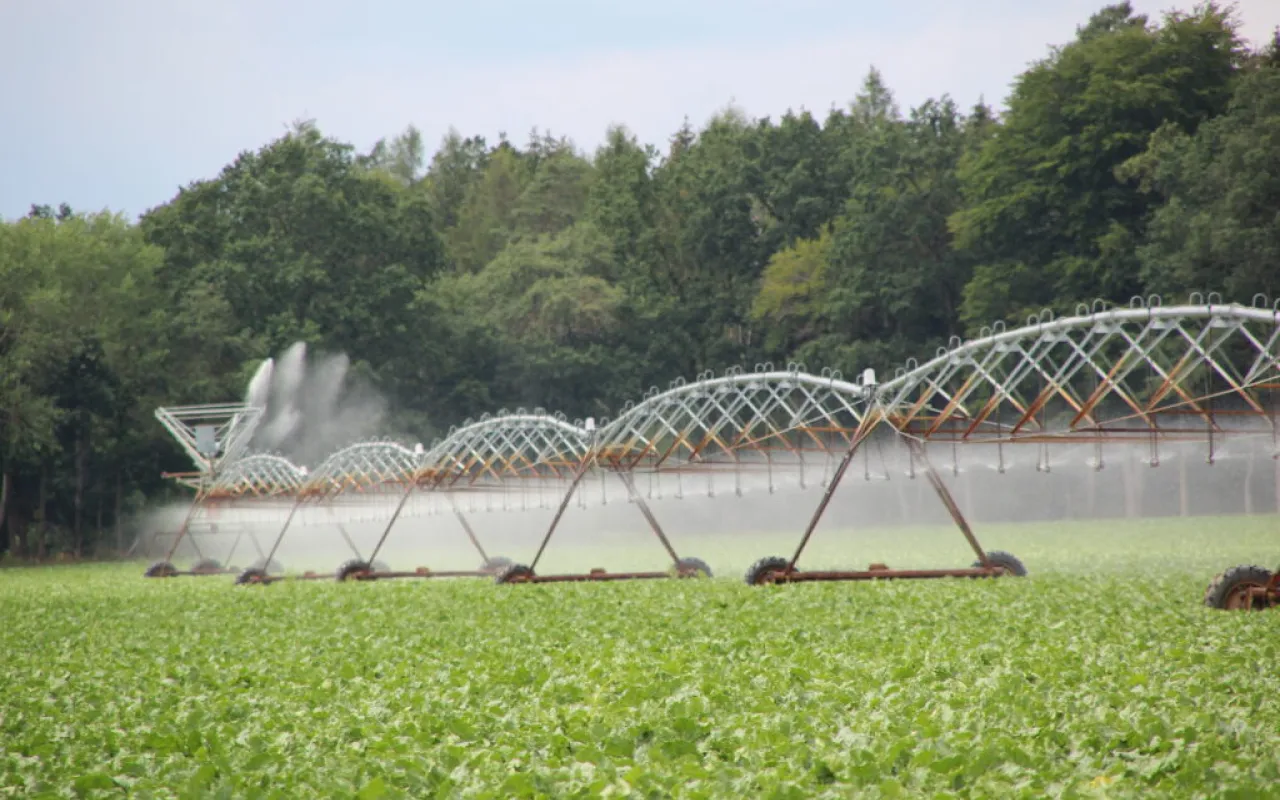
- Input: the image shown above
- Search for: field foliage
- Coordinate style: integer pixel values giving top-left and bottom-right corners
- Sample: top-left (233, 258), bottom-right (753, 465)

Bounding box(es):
top-left (3, 517), bottom-right (1280, 798)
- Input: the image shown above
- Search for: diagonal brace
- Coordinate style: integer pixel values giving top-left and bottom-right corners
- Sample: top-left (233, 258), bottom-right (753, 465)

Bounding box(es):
top-left (904, 438), bottom-right (990, 567)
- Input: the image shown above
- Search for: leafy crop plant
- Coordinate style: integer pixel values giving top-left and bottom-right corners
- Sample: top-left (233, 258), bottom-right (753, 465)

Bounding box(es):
top-left (4, 517), bottom-right (1280, 798)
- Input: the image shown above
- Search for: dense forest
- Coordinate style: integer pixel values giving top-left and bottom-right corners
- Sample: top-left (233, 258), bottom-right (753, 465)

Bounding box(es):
top-left (2, 2), bottom-right (1278, 558)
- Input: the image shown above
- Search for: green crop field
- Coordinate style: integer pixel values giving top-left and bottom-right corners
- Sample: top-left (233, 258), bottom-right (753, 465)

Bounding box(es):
top-left (4, 517), bottom-right (1280, 799)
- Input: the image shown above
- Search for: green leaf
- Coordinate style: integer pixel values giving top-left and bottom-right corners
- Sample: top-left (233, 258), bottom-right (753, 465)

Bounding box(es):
top-left (356, 776), bottom-right (387, 800)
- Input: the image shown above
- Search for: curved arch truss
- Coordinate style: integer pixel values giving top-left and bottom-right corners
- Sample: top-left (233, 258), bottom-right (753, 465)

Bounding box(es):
top-left (878, 303), bottom-right (1280, 445)
top-left (306, 441), bottom-right (420, 497)
top-left (591, 370), bottom-right (871, 472)
top-left (555, 303), bottom-right (1280, 482)
top-left (209, 454), bottom-right (305, 498)
top-left (155, 298), bottom-right (1280, 581)
top-left (420, 412), bottom-right (590, 487)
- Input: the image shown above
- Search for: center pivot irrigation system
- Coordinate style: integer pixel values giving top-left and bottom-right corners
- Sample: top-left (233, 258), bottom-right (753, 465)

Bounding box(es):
top-left (147, 296), bottom-right (1280, 609)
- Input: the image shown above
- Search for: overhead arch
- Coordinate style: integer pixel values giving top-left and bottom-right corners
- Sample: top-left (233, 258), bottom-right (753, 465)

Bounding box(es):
top-left (874, 300), bottom-right (1280, 445)
top-left (209, 454), bottom-right (305, 498)
top-left (305, 440), bottom-right (421, 496)
top-left (419, 411), bottom-right (590, 487)
top-left (589, 367), bottom-right (874, 472)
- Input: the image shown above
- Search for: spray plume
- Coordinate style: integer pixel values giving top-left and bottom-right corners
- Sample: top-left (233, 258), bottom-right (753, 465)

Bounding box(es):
top-left (245, 357), bottom-right (275, 409)
top-left (246, 342), bottom-right (388, 467)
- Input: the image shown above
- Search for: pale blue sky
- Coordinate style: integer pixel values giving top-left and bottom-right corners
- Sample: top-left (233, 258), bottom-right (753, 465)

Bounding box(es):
top-left (1, 0), bottom-right (1274, 221)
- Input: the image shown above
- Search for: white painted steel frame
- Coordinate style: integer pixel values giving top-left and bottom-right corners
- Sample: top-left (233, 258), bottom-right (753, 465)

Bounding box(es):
top-left (156, 298), bottom-right (1280, 569)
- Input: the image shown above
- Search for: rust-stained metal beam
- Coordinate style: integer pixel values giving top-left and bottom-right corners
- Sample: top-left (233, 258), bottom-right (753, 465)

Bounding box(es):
top-left (765, 566), bottom-right (1010, 583)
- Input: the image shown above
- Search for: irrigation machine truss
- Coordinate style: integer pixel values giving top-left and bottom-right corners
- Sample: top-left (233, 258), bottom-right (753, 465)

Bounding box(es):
top-left (148, 296), bottom-right (1280, 609)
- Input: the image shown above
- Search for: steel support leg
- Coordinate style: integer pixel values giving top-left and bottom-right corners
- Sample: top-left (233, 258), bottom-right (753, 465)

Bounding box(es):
top-left (451, 502), bottom-right (490, 564)
top-left (185, 530), bottom-right (206, 561)
top-left (787, 411), bottom-right (882, 572)
top-left (365, 483), bottom-right (417, 566)
top-left (906, 439), bottom-right (990, 566)
top-left (249, 531), bottom-right (267, 560)
top-left (261, 496), bottom-right (308, 568)
top-left (616, 471), bottom-right (682, 565)
top-left (336, 523), bottom-right (365, 561)
top-left (162, 491), bottom-right (207, 563)
top-left (317, 504), bottom-right (366, 561)
top-left (223, 527), bottom-right (245, 567)
top-left (530, 458), bottom-right (595, 572)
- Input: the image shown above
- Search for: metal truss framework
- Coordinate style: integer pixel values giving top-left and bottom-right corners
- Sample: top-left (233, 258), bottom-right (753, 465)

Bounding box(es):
top-left (210, 454), bottom-right (306, 498)
top-left (151, 298), bottom-right (1280, 584)
top-left (305, 441), bottom-right (420, 497)
top-left (231, 412), bottom-right (595, 582)
top-left (419, 412), bottom-right (592, 487)
top-left (153, 403), bottom-right (264, 484)
top-left (881, 300), bottom-right (1280, 447)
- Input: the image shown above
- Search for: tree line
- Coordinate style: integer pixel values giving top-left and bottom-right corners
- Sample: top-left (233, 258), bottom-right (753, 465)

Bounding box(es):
top-left (2, 2), bottom-right (1277, 558)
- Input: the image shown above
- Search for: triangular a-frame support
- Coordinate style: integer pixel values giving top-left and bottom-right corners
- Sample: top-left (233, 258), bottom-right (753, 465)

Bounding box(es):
top-left (154, 403), bottom-right (264, 480)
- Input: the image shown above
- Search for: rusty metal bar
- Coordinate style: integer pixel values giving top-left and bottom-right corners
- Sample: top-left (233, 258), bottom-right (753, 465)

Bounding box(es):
top-left (787, 409), bottom-right (883, 572)
top-left (615, 470), bottom-right (682, 565)
top-left (162, 489), bottom-right (208, 563)
top-left (775, 567), bottom-right (1006, 582)
top-left (259, 495), bottom-right (309, 569)
top-left (248, 530), bottom-right (267, 561)
top-left (364, 479), bottom-right (418, 566)
top-left (185, 527), bottom-right (207, 561)
top-left (906, 438), bottom-right (989, 567)
top-left (530, 455), bottom-right (596, 572)
top-left (335, 522), bottom-right (364, 561)
top-left (363, 569), bottom-right (488, 580)
top-left (451, 504), bottom-right (490, 564)
top-left (525, 570), bottom-right (675, 583)
top-left (223, 526), bottom-right (244, 567)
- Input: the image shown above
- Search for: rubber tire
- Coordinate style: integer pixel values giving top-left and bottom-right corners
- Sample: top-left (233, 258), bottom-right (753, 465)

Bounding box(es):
top-left (336, 559), bottom-right (373, 582)
top-left (236, 567), bottom-right (269, 585)
top-left (144, 561), bottom-right (177, 578)
top-left (745, 556), bottom-right (791, 586)
top-left (191, 558), bottom-right (222, 573)
top-left (250, 558), bottom-right (284, 575)
top-left (495, 564), bottom-right (534, 585)
top-left (675, 557), bottom-right (713, 578)
top-left (1204, 564), bottom-right (1276, 610)
top-left (973, 550), bottom-right (1027, 577)
top-left (483, 555), bottom-right (514, 572)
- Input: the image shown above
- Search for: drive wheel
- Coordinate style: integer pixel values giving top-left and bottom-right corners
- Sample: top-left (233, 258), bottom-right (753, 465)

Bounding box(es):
top-left (336, 560), bottom-right (374, 582)
top-left (674, 557), bottom-right (713, 578)
top-left (745, 556), bottom-right (791, 586)
top-left (495, 564), bottom-right (534, 585)
top-left (973, 550), bottom-right (1027, 577)
top-left (1204, 565), bottom-right (1277, 611)
top-left (144, 561), bottom-right (178, 578)
top-left (236, 567), bottom-right (269, 585)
